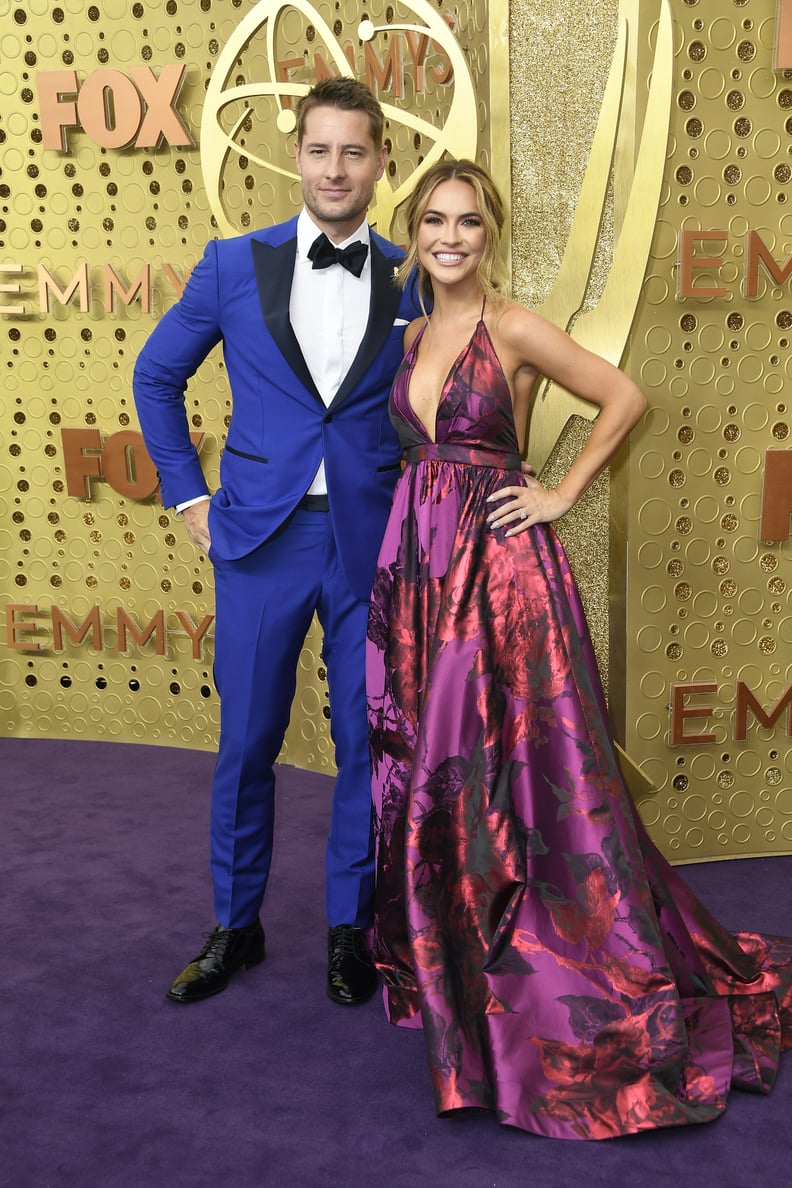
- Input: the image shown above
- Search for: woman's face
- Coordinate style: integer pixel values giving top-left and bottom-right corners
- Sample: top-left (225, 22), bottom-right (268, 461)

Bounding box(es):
top-left (416, 178), bottom-right (487, 290)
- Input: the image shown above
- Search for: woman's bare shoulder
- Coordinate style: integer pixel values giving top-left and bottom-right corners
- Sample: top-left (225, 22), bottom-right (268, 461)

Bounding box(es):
top-left (488, 300), bottom-right (555, 361)
top-left (495, 300), bottom-right (555, 340)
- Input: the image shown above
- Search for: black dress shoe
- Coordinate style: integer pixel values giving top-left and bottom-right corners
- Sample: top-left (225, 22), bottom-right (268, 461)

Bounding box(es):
top-left (327, 925), bottom-right (378, 1005)
top-left (166, 921), bottom-right (265, 1003)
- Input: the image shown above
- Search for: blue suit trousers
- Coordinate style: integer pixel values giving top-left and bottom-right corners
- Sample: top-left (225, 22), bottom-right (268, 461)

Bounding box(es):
top-left (209, 507), bottom-right (373, 929)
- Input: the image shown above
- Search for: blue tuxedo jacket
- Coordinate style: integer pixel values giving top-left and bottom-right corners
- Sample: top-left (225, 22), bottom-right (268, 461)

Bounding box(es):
top-left (133, 217), bottom-right (420, 599)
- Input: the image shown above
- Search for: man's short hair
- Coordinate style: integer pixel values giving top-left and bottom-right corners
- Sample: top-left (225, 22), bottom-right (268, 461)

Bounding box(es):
top-left (295, 78), bottom-right (385, 150)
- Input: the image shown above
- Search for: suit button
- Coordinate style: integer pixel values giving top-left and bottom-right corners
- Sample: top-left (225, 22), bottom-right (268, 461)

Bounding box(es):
top-left (324, 413), bottom-right (333, 423)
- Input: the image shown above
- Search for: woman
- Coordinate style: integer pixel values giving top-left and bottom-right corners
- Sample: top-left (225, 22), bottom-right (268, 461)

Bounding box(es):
top-left (366, 159), bottom-right (792, 1140)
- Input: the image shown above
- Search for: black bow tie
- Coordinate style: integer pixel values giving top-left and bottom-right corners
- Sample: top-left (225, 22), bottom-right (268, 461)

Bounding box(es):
top-left (308, 232), bottom-right (368, 277)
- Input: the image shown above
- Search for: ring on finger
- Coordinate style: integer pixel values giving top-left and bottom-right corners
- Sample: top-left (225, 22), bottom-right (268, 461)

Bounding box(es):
top-left (519, 508), bottom-right (527, 521)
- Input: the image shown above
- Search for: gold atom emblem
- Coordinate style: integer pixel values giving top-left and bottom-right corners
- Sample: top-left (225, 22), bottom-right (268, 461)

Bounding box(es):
top-left (200, 0), bottom-right (477, 239)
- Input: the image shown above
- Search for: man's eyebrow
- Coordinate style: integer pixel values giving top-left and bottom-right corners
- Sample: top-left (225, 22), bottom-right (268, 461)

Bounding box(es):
top-left (303, 139), bottom-right (368, 150)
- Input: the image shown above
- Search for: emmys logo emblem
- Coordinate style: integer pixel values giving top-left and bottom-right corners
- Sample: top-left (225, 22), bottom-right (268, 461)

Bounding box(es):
top-left (199, 0), bottom-right (477, 239)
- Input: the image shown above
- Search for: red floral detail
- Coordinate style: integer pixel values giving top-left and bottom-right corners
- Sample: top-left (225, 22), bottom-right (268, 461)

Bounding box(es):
top-left (547, 867), bottom-right (619, 948)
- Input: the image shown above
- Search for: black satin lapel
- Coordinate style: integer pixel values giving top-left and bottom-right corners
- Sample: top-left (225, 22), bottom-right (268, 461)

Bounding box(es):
top-left (331, 242), bottom-right (403, 408)
top-left (250, 237), bottom-right (322, 402)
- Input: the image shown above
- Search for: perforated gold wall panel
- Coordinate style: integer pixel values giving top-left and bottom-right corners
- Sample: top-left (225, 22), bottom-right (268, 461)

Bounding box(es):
top-left (621, 0), bottom-right (792, 861)
top-left (0, 0), bottom-right (499, 767)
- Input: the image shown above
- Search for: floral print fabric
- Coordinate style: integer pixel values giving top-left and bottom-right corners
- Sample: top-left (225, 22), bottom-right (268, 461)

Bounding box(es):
top-left (366, 317), bottom-right (792, 1139)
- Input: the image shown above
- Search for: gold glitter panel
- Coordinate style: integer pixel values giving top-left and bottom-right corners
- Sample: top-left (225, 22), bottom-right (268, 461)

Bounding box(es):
top-left (510, 2), bottom-right (619, 695)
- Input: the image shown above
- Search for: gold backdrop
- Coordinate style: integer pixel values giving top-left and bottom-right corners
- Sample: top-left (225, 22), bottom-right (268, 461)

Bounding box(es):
top-left (2, 0), bottom-right (791, 863)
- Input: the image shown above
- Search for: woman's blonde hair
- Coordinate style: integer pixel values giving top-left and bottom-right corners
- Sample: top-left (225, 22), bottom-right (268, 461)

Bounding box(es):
top-left (396, 159), bottom-right (509, 309)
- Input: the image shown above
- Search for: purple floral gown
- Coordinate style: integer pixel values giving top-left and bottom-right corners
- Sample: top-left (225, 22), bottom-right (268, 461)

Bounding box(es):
top-left (366, 313), bottom-right (792, 1140)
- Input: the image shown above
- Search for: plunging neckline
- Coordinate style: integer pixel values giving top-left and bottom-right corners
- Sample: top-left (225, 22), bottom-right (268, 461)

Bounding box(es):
top-left (406, 312), bottom-right (495, 445)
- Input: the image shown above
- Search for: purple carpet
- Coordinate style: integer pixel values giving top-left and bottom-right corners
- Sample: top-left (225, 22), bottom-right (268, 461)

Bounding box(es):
top-left (2, 737), bottom-right (790, 1187)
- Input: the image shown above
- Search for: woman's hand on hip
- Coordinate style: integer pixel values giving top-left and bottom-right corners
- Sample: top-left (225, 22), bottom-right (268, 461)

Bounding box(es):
top-left (486, 477), bottom-right (572, 536)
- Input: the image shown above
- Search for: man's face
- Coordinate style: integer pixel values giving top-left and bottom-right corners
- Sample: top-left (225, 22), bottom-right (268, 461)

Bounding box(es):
top-left (295, 105), bottom-right (387, 243)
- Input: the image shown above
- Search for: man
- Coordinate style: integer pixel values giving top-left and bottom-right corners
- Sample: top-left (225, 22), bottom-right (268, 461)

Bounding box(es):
top-left (133, 78), bottom-right (420, 1006)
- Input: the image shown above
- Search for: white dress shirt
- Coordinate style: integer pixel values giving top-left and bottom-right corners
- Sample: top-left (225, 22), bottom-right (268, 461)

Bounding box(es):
top-left (290, 208), bottom-right (371, 495)
top-left (177, 208), bottom-right (371, 511)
